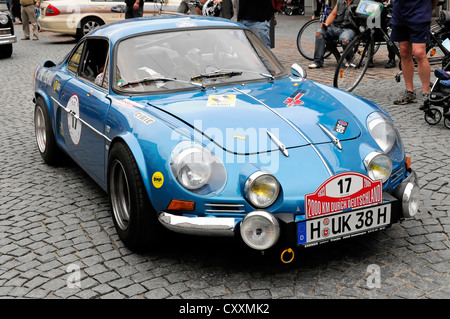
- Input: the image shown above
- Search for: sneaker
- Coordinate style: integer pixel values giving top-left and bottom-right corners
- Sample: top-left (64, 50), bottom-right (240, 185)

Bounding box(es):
top-left (308, 63), bottom-right (321, 69)
top-left (393, 90), bottom-right (417, 105)
top-left (32, 36), bottom-right (39, 41)
top-left (21, 37), bottom-right (30, 40)
top-left (419, 92), bottom-right (431, 110)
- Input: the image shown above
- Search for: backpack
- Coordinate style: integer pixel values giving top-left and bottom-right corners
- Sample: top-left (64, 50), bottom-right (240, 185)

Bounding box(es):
top-left (271, 0), bottom-right (283, 12)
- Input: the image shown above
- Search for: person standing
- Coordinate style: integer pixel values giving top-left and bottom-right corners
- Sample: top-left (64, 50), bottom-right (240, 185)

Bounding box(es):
top-left (20, 0), bottom-right (38, 40)
top-left (391, 0), bottom-right (440, 106)
top-left (125, 0), bottom-right (144, 19)
top-left (238, 0), bottom-right (273, 49)
top-left (312, 0), bottom-right (322, 19)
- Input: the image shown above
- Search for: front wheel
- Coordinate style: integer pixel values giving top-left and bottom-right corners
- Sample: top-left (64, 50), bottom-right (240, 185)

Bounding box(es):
top-left (333, 33), bottom-right (374, 92)
top-left (108, 142), bottom-right (159, 251)
top-left (424, 108), bottom-right (442, 125)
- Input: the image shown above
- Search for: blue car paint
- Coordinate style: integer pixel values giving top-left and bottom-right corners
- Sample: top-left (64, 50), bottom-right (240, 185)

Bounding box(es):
top-left (33, 15), bottom-right (415, 250)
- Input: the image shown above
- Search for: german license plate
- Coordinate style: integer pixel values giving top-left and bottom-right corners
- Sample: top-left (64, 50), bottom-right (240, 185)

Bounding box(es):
top-left (297, 203), bottom-right (391, 246)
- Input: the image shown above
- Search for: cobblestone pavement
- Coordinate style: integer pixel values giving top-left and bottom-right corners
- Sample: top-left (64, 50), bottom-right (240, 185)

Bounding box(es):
top-left (0, 15), bottom-right (449, 301)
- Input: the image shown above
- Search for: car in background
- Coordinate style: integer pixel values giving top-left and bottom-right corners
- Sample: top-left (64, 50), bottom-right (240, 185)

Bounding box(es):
top-left (37, 0), bottom-right (168, 39)
top-left (0, 10), bottom-right (16, 59)
top-left (33, 16), bottom-right (420, 262)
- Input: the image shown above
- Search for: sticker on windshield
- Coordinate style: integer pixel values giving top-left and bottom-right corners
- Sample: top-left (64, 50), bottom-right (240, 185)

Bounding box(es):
top-left (67, 94), bottom-right (82, 146)
top-left (207, 95), bottom-right (236, 107)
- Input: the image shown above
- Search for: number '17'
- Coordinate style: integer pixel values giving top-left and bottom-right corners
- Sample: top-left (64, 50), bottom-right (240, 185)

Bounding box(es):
top-left (337, 177), bottom-right (352, 194)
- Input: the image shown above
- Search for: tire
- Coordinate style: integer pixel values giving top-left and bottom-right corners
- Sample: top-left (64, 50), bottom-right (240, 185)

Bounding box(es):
top-left (0, 44), bottom-right (13, 59)
top-left (108, 142), bottom-right (159, 251)
top-left (76, 17), bottom-right (103, 39)
top-left (333, 33), bottom-right (374, 92)
top-left (424, 108), bottom-right (442, 125)
top-left (444, 115), bottom-right (450, 129)
top-left (296, 18), bottom-right (332, 61)
top-left (34, 96), bottom-right (65, 166)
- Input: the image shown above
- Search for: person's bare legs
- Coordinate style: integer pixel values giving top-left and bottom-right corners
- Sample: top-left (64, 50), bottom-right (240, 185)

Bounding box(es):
top-left (398, 41), bottom-right (415, 93)
top-left (412, 42), bottom-right (431, 95)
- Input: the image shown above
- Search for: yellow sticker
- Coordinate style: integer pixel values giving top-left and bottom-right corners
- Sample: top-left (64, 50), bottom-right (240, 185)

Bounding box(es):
top-left (152, 172), bottom-right (164, 188)
top-left (207, 95), bottom-right (236, 107)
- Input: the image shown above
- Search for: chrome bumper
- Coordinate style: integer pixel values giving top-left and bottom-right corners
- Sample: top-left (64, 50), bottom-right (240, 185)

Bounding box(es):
top-left (0, 34), bottom-right (17, 45)
top-left (158, 212), bottom-right (236, 237)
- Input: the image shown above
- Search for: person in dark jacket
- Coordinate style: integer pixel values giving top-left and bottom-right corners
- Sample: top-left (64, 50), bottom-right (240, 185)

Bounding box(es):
top-left (125, 0), bottom-right (144, 19)
top-left (238, 0), bottom-right (273, 48)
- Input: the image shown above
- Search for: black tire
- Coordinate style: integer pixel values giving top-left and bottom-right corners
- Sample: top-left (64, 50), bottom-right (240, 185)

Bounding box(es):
top-left (333, 33), bottom-right (374, 92)
top-left (34, 96), bottom-right (65, 165)
top-left (0, 44), bottom-right (13, 59)
top-left (296, 18), bottom-right (332, 61)
top-left (444, 116), bottom-right (450, 129)
top-left (76, 17), bottom-right (104, 39)
top-left (424, 108), bottom-right (442, 125)
top-left (108, 142), bottom-right (159, 251)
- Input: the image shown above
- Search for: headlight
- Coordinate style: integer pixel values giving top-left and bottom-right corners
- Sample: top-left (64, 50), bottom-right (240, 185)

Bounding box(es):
top-left (244, 171), bottom-right (280, 208)
top-left (171, 142), bottom-right (226, 194)
top-left (364, 151), bottom-right (392, 183)
top-left (240, 211), bottom-right (280, 250)
top-left (0, 14), bottom-right (8, 25)
top-left (367, 112), bottom-right (397, 153)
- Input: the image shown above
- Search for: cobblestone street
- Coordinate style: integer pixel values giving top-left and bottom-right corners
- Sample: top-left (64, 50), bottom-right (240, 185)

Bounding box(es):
top-left (0, 12), bottom-right (449, 302)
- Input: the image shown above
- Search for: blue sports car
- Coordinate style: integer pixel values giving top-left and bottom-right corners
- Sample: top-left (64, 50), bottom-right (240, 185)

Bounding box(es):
top-left (33, 15), bottom-right (419, 262)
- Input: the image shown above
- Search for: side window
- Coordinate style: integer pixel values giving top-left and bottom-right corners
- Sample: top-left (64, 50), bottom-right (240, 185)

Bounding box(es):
top-left (67, 42), bottom-right (85, 74)
top-left (78, 38), bottom-right (109, 87)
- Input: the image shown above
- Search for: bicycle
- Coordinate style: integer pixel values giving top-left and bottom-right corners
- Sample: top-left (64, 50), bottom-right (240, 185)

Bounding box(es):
top-left (333, 1), bottom-right (450, 92)
top-left (296, 0), bottom-right (334, 61)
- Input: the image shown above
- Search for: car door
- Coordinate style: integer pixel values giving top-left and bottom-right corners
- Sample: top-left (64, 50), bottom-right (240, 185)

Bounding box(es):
top-left (59, 37), bottom-right (111, 186)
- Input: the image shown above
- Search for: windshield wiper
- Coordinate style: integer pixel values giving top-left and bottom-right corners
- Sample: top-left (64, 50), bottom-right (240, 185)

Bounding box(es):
top-left (191, 69), bottom-right (274, 83)
top-left (119, 76), bottom-right (177, 88)
top-left (191, 70), bottom-right (243, 82)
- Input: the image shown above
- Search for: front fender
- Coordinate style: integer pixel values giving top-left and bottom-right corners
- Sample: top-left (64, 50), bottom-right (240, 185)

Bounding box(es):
top-left (109, 133), bottom-right (153, 204)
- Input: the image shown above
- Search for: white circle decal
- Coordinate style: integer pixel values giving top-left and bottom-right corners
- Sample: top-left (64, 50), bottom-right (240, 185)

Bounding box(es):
top-left (67, 94), bottom-right (82, 146)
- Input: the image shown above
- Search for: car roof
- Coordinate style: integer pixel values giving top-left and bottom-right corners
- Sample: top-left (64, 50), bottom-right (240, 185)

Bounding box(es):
top-left (88, 15), bottom-right (245, 42)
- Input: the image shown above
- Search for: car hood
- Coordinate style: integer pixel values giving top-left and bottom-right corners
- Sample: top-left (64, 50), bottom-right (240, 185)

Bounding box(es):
top-left (132, 78), bottom-right (370, 154)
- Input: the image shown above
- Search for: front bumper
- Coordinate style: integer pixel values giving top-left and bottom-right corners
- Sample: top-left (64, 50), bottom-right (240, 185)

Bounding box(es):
top-left (158, 169), bottom-right (420, 249)
top-left (0, 34), bottom-right (16, 45)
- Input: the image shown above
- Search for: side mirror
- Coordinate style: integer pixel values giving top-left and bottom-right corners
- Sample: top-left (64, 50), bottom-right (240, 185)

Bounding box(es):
top-left (43, 60), bottom-right (56, 68)
top-left (111, 5), bottom-right (126, 13)
top-left (291, 63), bottom-right (307, 79)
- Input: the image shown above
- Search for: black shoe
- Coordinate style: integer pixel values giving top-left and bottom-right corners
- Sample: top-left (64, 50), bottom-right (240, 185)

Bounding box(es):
top-left (368, 60), bottom-right (375, 68)
top-left (385, 59), bottom-right (396, 69)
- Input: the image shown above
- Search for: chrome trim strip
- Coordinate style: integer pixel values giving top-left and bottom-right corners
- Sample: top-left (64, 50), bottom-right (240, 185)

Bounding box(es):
top-left (233, 87), bottom-right (333, 177)
top-left (318, 124), bottom-right (342, 150)
top-left (158, 212), bottom-right (235, 237)
top-left (266, 130), bottom-right (289, 157)
top-left (51, 96), bottom-right (111, 143)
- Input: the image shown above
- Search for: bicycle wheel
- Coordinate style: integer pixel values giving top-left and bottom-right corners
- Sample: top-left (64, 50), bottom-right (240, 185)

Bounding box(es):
top-left (296, 18), bottom-right (332, 60)
top-left (333, 34), bottom-right (374, 92)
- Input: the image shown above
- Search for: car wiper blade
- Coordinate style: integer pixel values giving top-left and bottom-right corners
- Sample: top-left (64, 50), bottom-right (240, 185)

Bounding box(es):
top-left (191, 70), bottom-right (243, 82)
top-left (119, 76), bottom-right (177, 88)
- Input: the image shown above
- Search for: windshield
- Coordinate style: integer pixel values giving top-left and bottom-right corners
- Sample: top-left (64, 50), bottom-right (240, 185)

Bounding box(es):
top-left (114, 28), bottom-right (285, 93)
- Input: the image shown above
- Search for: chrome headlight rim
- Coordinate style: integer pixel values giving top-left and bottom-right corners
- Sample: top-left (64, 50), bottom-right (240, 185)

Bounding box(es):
top-left (170, 142), bottom-right (226, 194)
top-left (0, 14), bottom-right (9, 25)
top-left (367, 112), bottom-right (398, 154)
top-left (244, 171), bottom-right (280, 209)
top-left (401, 182), bottom-right (420, 218)
top-left (240, 211), bottom-right (280, 250)
top-left (364, 151), bottom-right (393, 183)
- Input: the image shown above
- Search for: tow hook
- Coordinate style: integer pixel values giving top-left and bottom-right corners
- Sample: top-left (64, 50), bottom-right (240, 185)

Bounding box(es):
top-left (280, 248), bottom-right (295, 264)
